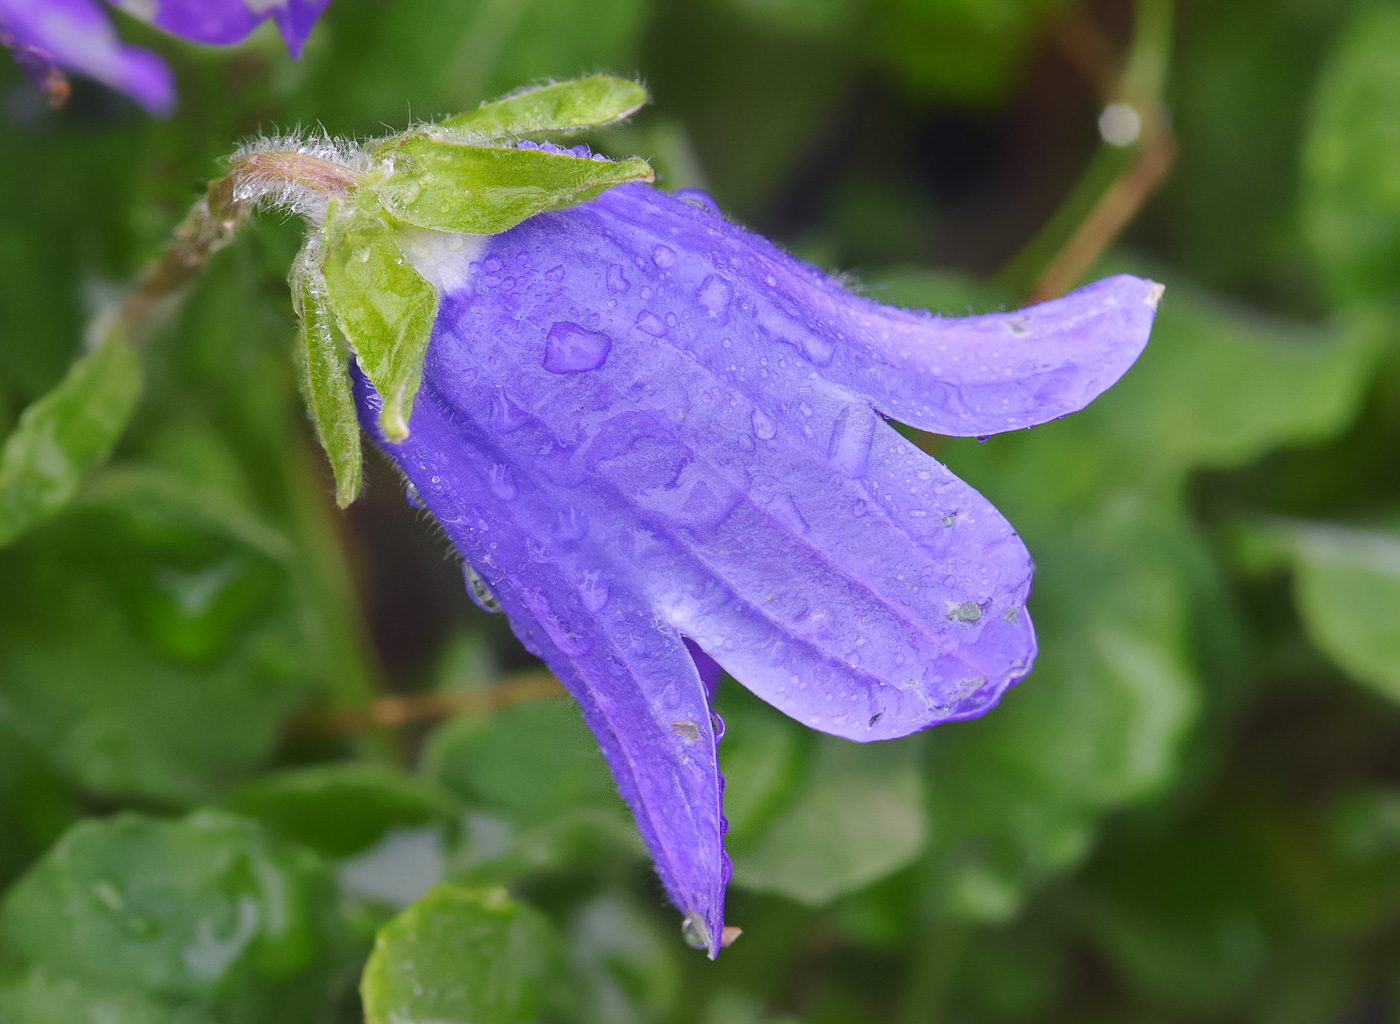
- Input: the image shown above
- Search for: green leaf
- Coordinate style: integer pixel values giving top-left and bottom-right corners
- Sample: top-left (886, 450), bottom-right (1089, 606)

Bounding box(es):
top-left (728, 733), bottom-right (926, 906)
top-left (0, 968), bottom-right (216, 1024)
top-left (0, 811), bottom-right (358, 1023)
top-left (0, 329), bottom-right (141, 547)
top-left (374, 138), bottom-right (653, 236)
top-left (361, 884), bottom-right (554, 1024)
top-left (1086, 281), bottom-right (1385, 480)
top-left (0, 470), bottom-right (315, 803)
top-left (423, 699), bottom-right (637, 880)
top-left (221, 762), bottom-right (460, 859)
top-left (319, 197), bottom-right (438, 442)
top-left (1302, 0), bottom-right (1400, 305)
top-left (439, 76), bottom-right (648, 137)
top-left (914, 503), bottom-right (1202, 923)
top-left (292, 255), bottom-right (362, 507)
top-left (1266, 521), bottom-right (1400, 701)
top-left (0, 720), bottom-right (76, 891)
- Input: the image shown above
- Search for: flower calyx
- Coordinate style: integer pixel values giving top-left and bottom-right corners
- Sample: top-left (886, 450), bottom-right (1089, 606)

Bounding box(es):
top-left (281, 76), bottom-right (654, 504)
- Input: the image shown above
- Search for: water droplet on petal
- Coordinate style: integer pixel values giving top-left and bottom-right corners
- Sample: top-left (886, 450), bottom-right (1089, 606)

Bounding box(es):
top-left (545, 264), bottom-right (566, 282)
top-left (750, 409), bottom-right (777, 440)
top-left (652, 244), bottom-right (677, 269)
top-left (674, 188), bottom-right (721, 214)
top-left (543, 322), bottom-right (612, 373)
top-left (827, 404), bottom-right (877, 478)
top-left (682, 913), bottom-right (710, 951)
top-left (635, 310), bottom-right (668, 337)
top-left (606, 265), bottom-right (630, 294)
top-left (800, 333), bottom-right (836, 366)
top-left (556, 507), bottom-right (587, 541)
top-left (489, 464), bottom-right (518, 500)
top-left (697, 275), bottom-right (733, 322)
top-left (578, 572), bottom-right (610, 611)
top-left (462, 563), bottom-right (502, 613)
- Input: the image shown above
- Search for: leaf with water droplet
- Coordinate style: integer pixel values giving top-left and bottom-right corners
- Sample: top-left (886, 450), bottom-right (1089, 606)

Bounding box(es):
top-left (319, 195), bottom-right (438, 442)
top-left (0, 811), bottom-right (358, 1021)
top-left (360, 884), bottom-right (555, 1024)
top-left (437, 76), bottom-right (648, 138)
top-left (373, 138), bottom-right (653, 237)
top-left (292, 252), bottom-right (362, 506)
top-left (0, 325), bottom-right (141, 548)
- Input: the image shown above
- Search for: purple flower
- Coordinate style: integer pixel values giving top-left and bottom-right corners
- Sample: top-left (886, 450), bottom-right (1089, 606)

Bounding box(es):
top-left (353, 182), bottom-right (1161, 955)
top-left (0, 0), bottom-right (332, 113)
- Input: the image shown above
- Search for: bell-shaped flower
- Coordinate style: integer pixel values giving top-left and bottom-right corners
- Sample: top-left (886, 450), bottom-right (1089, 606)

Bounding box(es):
top-left (349, 178), bottom-right (1162, 956)
top-left (0, 0), bottom-right (332, 113)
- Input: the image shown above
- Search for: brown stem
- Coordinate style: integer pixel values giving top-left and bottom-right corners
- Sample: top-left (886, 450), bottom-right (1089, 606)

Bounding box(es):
top-left (285, 670), bottom-right (566, 738)
top-left (116, 151), bottom-right (358, 342)
top-left (1027, 128), bottom-right (1177, 304)
top-left (1052, 7), bottom-right (1123, 101)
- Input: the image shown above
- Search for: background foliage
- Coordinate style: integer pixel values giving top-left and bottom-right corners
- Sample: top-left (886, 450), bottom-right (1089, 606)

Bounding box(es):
top-left (3, 0), bottom-right (1400, 1020)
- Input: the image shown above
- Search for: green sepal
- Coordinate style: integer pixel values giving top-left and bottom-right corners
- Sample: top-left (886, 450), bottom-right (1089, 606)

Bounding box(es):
top-left (292, 251), bottom-right (363, 506)
top-left (0, 327), bottom-right (141, 547)
top-left (374, 138), bottom-right (653, 236)
top-left (318, 195), bottom-right (438, 443)
top-left (437, 76), bottom-right (649, 138)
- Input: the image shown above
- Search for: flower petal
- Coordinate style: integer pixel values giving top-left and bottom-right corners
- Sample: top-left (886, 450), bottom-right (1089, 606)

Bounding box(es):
top-left (354, 369), bottom-right (728, 957)
top-left (590, 184), bottom-right (1160, 436)
top-left (128, 0), bottom-right (330, 54)
top-left (0, 0), bottom-right (172, 111)
top-left (404, 192), bottom-right (1038, 739)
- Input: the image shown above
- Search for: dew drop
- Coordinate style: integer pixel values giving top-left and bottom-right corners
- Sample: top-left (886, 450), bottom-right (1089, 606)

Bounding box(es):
top-left (697, 275), bottom-right (733, 321)
top-left (750, 408), bottom-right (777, 440)
top-left (489, 464), bottom-right (518, 500)
top-left (635, 310), bottom-right (668, 337)
top-left (652, 244), bottom-right (677, 269)
top-left (675, 188), bottom-right (721, 214)
top-left (483, 256), bottom-right (502, 273)
top-left (606, 265), bottom-right (630, 294)
top-left (800, 333), bottom-right (836, 366)
top-left (578, 572), bottom-right (610, 612)
top-left (827, 405), bottom-right (876, 478)
top-left (556, 507), bottom-right (587, 541)
top-left (543, 322), bottom-right (612, 373)
top-left (545, 264), bottom-right (566, 282)
top-left (681, 914), bottom-right (710, 951)
top-left (462, 563), bottom-right (502, 613)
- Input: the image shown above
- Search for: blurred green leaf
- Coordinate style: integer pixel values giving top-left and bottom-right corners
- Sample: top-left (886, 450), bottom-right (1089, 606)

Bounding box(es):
top-left (292, 258), bottom-right (362, 508)
top-left (320, 196), bottom-right (439, 442)
top-left (0, 473), bottom-right (314, 804)
top-left (221, 762), bottom-right (460, 859)
top-left (1302, 0), bottom-right (1400, 305)
top-left (373, 138), bottom-right (652, 234)
top-left (0, 811), bottom-right (357, 1024)
top-left (565, 895), bottom-right (681, 1024)
top-left (1087, 280), bottom-right (1386, 480)
top-left (0, 330), bottom-right (141, 547)
top-left (0, 720), bottom-right (76, 891)
top-left (0, 968), bottom-right (216, 1024)
top-left (729, 735), bottom-right (926, 906)
top-left (360, 884), bottom-right (554, 1024)
top-left (423, 700), bottom-right (638, 880)
top-left (424, 700), bottom-right (623, 829)
top-left (1080, 817), bottom-right (1274, 1010)
top-left (1263, 521), bottom-right (1400, 701)
top-left (440, 76), bottom-right (648, 137)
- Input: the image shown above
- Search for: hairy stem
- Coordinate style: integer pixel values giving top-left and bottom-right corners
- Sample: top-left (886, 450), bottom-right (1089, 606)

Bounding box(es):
top-left (116, 151), bottom-right (357, 343)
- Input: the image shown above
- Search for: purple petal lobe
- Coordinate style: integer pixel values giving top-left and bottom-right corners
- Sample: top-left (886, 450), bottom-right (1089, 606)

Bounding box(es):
top-left (355, 369), bottom-right (728, 958)
top-left (355, 183), bottom-right (1157, 946)
top-left (1, 0), bottom-right (173, 111)
top-left (124, 0), bottom-right (332, 54)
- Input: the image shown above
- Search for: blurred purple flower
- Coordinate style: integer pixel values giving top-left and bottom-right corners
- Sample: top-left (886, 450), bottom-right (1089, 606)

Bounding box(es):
top-left (0, 0), bottom-right (332, 113)
top-left (355, 181), bottom-right (1161, 955)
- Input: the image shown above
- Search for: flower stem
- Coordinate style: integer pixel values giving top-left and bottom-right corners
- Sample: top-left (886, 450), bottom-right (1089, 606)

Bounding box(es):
top-left (1000, 0), bottom-right (1177, 301)
top-left (116, 151), bottom-right (357, 345)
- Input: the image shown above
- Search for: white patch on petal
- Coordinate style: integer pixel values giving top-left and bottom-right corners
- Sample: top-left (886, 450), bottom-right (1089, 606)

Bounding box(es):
top-left (1146, 282), bottom-right (1165, 309)
top-left (114, 0), bottom-right (158, 21)
top-left (396, 227), bottom-right (487, 295)
top-left (243, 0), bottom-right (284, 13)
